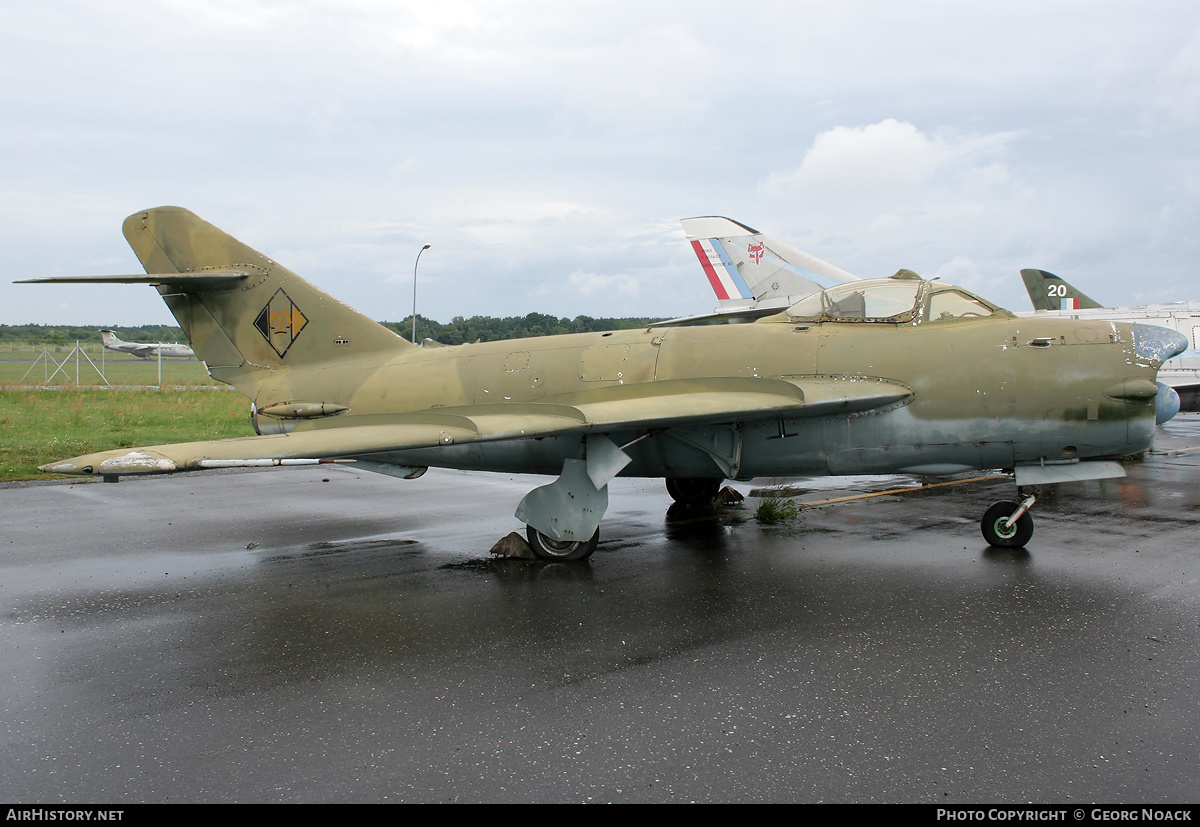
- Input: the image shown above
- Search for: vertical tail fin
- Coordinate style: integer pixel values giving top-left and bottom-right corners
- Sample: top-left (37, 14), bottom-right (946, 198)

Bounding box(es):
top-left (1020, 268), bottom-right (1104, 311)
top-left (680, 216), bottom-right (859, 308)
top-left (122, 207), bottom-right (408, 394)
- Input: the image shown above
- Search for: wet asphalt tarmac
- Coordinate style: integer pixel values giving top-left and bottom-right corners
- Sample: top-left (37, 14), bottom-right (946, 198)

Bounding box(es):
top-left (2, 415), bottom-right (1198, 803)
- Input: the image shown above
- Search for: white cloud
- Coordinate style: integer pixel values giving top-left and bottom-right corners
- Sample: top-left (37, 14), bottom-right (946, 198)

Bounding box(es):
top-left (563, 270), bottom-right (640, 300)
top-left (765, 119), bottom-right (1019, 199)
top-left (4, 2), bottom-right (1200, 323)
top-left (756, 119), bottom-right (1146, 306)
top-left (1153, 23), bottom-right (1200, 127)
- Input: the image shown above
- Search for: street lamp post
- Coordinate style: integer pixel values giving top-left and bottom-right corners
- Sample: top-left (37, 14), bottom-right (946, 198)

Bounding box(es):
top-left (412, 243), bottom-right (431, 345)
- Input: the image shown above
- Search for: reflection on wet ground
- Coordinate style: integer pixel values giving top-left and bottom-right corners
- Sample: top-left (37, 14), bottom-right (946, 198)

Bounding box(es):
top-left (1, 415), bottom-right (1197, 802)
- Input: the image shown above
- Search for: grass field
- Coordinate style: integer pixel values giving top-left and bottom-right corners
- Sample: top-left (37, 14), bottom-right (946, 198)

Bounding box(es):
top-left (0, 386), bottom-right (252, 482)
top-left (0, 348), bottom-right (220, 386)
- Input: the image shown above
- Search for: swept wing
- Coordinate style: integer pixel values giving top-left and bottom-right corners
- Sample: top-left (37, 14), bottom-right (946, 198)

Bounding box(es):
top-left (43, 376), bottom-right (912, 476)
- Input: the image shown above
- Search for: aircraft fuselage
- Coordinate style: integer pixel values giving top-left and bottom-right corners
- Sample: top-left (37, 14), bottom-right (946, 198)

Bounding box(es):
top-left (259, 313), bottom-right (1158, 481)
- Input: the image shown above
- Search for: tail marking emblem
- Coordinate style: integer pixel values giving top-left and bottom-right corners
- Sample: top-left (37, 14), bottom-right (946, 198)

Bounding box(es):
top-left (254, 288), bottom-right (309, 357)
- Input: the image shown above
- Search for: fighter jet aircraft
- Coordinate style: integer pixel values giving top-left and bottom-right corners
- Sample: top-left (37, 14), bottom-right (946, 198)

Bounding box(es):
top-left (1020, 269), bottom-right (1200, 410)
top-left (99, 329), bottom-right (195, 359)
top-left (683, 218), bottom-right (1193, 418)
top-left (19, 207), bottom-right (1186, 559)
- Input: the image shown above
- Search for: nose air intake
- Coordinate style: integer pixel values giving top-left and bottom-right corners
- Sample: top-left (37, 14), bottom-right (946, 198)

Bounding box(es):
top-left (1131, 323), bottom-right (1189, 366)
top-left (1156, 382), bottom-right (1181, 425)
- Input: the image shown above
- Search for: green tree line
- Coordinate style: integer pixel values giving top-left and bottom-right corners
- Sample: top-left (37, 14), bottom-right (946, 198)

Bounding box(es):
top-left (0, 324), bottom-right (188, 344)
top-left (1, 314), bottom-right (666, 347)
top-left (383, 313), bottom-right (667, 345)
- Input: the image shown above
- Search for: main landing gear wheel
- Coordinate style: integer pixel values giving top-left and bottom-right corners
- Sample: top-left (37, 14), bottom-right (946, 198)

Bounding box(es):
top-left (981, 500), bottom-right (1034, 548)
top-left (525, 526), bottom-right (600, 562)
top-left (665, 477), bottom-right (723, 506)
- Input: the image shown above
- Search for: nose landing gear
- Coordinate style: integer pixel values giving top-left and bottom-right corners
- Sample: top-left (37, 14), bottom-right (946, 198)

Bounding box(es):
top-left (981, 493), bottom-right (1036, 548)
top-left (981, 460), bottom-right (1130, 549)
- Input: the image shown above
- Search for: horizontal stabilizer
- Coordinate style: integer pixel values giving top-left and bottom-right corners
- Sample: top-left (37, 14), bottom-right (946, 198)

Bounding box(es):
top-left (17, 271), bottom-right (250, 289)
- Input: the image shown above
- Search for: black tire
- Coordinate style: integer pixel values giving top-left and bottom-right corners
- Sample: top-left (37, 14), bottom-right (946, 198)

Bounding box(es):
top-left (665, 477), bottom-right (723, 506)
top-left (525, 526), bottom-right (600, 562)
top-left (981, 501), bottom-right (1034, 548)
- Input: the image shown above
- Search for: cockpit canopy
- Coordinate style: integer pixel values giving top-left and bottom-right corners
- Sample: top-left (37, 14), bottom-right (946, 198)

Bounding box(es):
top-left (782, 271), bottom-right (1004, 324)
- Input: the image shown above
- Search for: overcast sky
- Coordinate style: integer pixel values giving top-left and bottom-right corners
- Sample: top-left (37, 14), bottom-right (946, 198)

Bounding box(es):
top-left (2, 0), bottom-right (1198, 327)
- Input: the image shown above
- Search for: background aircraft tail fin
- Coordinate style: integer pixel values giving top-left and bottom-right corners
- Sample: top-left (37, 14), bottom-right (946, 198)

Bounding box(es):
top-left (1020, 268), bottom-right (1104, 311)
top-left (121, 207), bottom-right (408, 395)
top-left (680, 216), bottom-right (859, 307)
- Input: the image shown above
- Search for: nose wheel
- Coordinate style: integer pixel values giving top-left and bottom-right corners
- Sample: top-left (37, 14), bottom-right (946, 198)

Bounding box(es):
top-left (981, 498), bottom-right (1035, 548)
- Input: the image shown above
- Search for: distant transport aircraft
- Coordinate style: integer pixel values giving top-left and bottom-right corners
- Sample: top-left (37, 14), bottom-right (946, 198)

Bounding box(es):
top-left (16, 207), bottom-right (1186, 557)
top-left (100, 329), bottom-right (195, 359)
top-left (682, 218), bottom-right (1197, 413)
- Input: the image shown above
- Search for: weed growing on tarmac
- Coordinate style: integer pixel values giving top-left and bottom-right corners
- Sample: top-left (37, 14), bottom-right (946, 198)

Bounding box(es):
top-left (755, 496), bottom-right (800, 525)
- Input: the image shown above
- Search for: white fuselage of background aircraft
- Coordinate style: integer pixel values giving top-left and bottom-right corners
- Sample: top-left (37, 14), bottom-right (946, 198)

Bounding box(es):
top-left (99, 329), bottom-right (195, 359)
